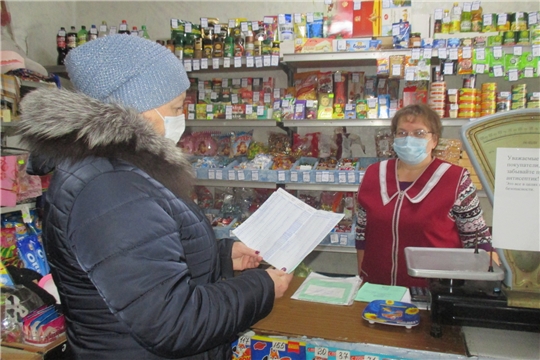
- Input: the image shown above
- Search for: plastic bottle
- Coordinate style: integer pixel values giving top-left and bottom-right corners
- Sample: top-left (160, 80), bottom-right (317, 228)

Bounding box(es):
top-left (67, 26), bottom-right (77, 50)
top-left (174, 33), bottom-right (184, 59)
top-left (471, 4), bottom-right (483, 32)
top-left (450, 3), bottom-right (461, 34)
top-left (460, 3), bottom-right (472, 32)
top-left (233, 34), bottom-right (244, 57)
top-left (223, 35), bottom-right (234, 57)
top-left (441, 10), bottom-right (451, 34)
top-left (56, 27), bottom-right (67, 65)
top-left (98, 21), bottom-right (108, 38)
top-left (118, 20), bottom-right (130, 35)
top-left (88, 24), bottom-right (98, 41)
top-left (141, 25), bottom-right (150, 39)
top-left (244, 31), bottom-right (255, 56)
top-left (130, 26), bottom-right (138, 37)
top-left (77, 25), bottom-right (88, 46)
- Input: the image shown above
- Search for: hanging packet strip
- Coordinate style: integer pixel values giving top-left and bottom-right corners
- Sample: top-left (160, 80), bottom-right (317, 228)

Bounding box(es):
top-left (17, 234), bottom-right (50, 276)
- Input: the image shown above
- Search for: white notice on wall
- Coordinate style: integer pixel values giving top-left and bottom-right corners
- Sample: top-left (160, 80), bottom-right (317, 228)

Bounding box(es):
top-left (492, 148), bottom-right (540, 251)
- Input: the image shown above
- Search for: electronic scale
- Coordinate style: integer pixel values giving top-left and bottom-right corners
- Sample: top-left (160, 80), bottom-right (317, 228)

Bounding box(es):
top-left (405, 109), bottom-right (540, 337)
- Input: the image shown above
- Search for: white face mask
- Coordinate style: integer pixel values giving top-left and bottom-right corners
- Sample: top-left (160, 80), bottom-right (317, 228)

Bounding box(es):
top-left (155, 109), bottom-right (185, 144)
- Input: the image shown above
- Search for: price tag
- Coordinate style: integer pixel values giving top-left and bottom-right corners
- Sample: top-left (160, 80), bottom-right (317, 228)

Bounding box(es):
top-left (294, 13), bottom-right (302, 23)
top-left (514, 46), bottom-right (523, 56)
top-left (212, 58), bottom-right (220, 69)
top-left (192, 59), bottom-right (200, 71)
top-left (170, 19), bottom-right (179, 29)
top-left (306, 99), bottom-right (314, 108)
top-left (234, 56), bottom-right (242, 68)
top-left (462, 46), bottom-right (472, 59)
top-left (263, 55), bottom-right (271, 66)
top-left (228, 19), bottom-right (236, 28)
top-left (198, 80), bottom-right (205, 91)
top-left (498, 13), bottom-right (507, 26)
top-left (493, 46), bottom-right (503, 58)
top-left (365, 356), bottom-right (380, 360)
top-left (231, 94), bottom-right (239, 104)
top-left (257, 106), bottom-right (264, 116)
top-left (198, 91), bottom-right (204, 100)
top-left (423, 48), bottom-right (432, 59)
top-left (392, 24), bottom-right (400, 36)
top-left (412, 48), bottom-right (420, 60)
top-left (475, 63), bottom-right (485, 73)
top-left (200, 58), bottom-right (208, 69)
top-left (482, 14), bottom-right (493, 28)
top-left (307, 12), bottom-right (314, 23)
top-left (472, 1), bottom-right (481, 11)
top-left (237, 171), bottom-right (245, 180)
top-left (183, 59), bottom-right (192, 72)
top-left (253, 92), bottom-right (260, 103)
top-left (252, 21), bottom-right (259, 31)
top-left (274, 88), bottom-right (281, 98)
top-left (449, 48), bottom-right (459, 60)
top-left (338, 172), bottom-right (347, 184)
top-left (508, 68), bottom-right (518, 81)
top-left (334, 72), bottom-right (342, 82)
top-left (188, 104), bottom-right (195, 112)
top-left (278, 171), bottom-right (286, 182)
top-left (529, 12), bottom-right (538, 25)
top-left (290, 171), bottom-right (298, 182)
top-left (241, 78), bottom-right (248, 87)
top-left (211, 91), bottom-right (217, 100)
top-left (453, 6), bottom-right (462, 15)
top-left (354, 1), bottom-right (361, 10)
top-left (245, 104), bottom-right (253, 114)
top-left (295, 103), bottom-right (304, 113)
top-left (476, 47), bottom-right (485, 60)
top-left (188, 113), bottom-right (195, 120)
top-left (434, 8), bottom-right (443, 20)
top-left (314, 347), bottom-right (329, 359)
top-left (185, 23), bottom-right (192, 33)
top-left (278, 14), bottom-right (286, 24)
top-left (324, 0), bottom-right (332, 4)
top-left (241, 22), bottom-right (249, 32)
top-left (493, 64), bottom-right (503, 77)
top-left (321, 171), bottom-right (330, 183)
top-left (264, 93), bottom-right (271, 103)
top-left (463, 2), bottom-right (472, 12)
top-left (109, 26), bottom-right (117, 35)
top-left (367, 98), bottom-right (377, 108)
top-left (382, 0), bottom-right (391, 8)
top-left (524, 67), bottom-right (534, 78)
top-left (246, 56), bottom-right (254, 67)
top-left (444, 62), bottom-right (454, 75)
top-left (264, 16), bottom-right (273, 24)
top-left (392, 64), bottom-right (402, 77)
top-left (405, 68), bottom-right (415, 81)
top-left (208, 170), bottom-right (215, 179)
top-left (271, 55), bottom-right (279, 66)
top-left (348, 172), bottom-right (355, 183)
top-left (206, 104), bottom-right (213, 113)
top-left (336, 350), bottom-right (352, 360)
top-left (303, 172), bottom-right (310, 182)
top-left (252, 170), bottom-right (259, 181)
top-left (200, 17), bottom-right (208, 28)
top-left (215, 170), bottom-right (223, 180)
top-left (345, 104), bottom-right (354, 111)
top-left (225, 105), bottom-right (233, 118)
top-left (337, 39), bottom-right (347, 51)
top-left (214, 24), bottom-right (221, 34)
top-left (252, 56), bottom-right (261, 67)
top-left (228, 170), bottom-right (236, 180)
top-left (221, 78), bottom-right (229, 88)
top-left (533, 45), bottom-right (540, 57)
top-left (438, 47), bottom-right (447, 59)
top-left (232, 78), bottom-right (241, 86)
top-left (352, 73), bottom-right (360, 83)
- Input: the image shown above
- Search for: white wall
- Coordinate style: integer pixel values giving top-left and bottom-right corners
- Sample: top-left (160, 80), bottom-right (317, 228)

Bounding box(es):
top-left (3, 0), bottom-right (539, 66)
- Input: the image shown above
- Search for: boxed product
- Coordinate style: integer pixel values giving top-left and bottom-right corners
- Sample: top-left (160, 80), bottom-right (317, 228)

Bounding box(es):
top-left (298, 38), bottom-right (333, 53)
top-left (381, 4), bottom-right (412, 37)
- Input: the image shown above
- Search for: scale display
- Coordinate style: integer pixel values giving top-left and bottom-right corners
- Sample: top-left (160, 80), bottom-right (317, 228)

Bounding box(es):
top-left (461, 109), bottom-right (540, 204)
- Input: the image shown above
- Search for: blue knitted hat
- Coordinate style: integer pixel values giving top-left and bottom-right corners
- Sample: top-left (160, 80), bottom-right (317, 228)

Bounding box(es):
top-left (65, 34), bottom-right (189, 112)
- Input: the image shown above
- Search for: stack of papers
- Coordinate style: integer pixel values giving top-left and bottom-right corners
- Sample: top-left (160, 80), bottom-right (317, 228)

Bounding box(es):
top-left (232, 188), bottom-right (344, 273)
top-left (291, 272), bottom-right (362, 306)
top-left (354, 282), bottom-right (408, 303)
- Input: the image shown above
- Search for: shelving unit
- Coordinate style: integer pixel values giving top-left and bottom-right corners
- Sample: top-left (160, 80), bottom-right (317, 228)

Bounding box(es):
top-left (1, 202), bottom-right (37, 215)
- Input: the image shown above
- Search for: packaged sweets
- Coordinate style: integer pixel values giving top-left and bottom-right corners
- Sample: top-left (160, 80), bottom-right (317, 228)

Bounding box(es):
top-left (231, 130), bottom-right (253, 156)
top-left (317, 93), bottom-right (334, 119)
top-left (348, 72), bottom-right (365, 103)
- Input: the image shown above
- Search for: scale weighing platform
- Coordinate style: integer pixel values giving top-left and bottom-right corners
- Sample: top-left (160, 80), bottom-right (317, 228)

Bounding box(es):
top-left (405, 109), bottom-right (540, 337)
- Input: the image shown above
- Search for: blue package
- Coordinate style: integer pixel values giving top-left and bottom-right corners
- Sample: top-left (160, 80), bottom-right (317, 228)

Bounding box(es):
top-left (433, 39), bottom-right (447, 48)
top-left (307, 14), bottom-right (324, 38)
top-left (17, 234), bottom-right (50, 276)
top-left (392, 21), bottom-right (410, 49)
top-left (447, 38), bottom-right (461, 48)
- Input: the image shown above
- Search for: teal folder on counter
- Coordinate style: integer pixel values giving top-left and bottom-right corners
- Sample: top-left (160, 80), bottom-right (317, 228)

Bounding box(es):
top-left (354, 282), bottom-right (408, 303)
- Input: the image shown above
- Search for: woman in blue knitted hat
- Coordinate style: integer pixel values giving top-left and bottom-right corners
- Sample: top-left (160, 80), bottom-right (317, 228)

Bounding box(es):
top-left (18, 34), bottom-right (292, 359)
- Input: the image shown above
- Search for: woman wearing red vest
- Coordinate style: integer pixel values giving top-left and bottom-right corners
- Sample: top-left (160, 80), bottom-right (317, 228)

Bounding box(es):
top-left (356, 104), bottom-right (492, 287)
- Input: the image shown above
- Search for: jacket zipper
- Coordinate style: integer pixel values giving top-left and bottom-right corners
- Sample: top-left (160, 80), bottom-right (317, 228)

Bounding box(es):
top-left (391, 190), bottom-right (405, 285)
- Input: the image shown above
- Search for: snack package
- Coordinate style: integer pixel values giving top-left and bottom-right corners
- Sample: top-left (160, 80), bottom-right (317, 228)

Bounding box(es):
top-left (294, 71), bottom-right (319, 100)
top-left (268, 132), bottom-right (291, 155)
top-left (231, 131), bottom-right (253, 157)
top-left (317, 93), bottom-right (334, 119)
top-left (215, 133), bottom-right (233, 157)
top-left (348, 72), bottom-right (365, 103)
top-left (193, 132), bottom-right (219, 156)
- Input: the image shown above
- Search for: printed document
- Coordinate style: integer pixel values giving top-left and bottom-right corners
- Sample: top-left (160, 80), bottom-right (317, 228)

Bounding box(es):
top-left (291, 272), bottom-right (362, 306)
top-left (232, 188), bottom-right (344, 273)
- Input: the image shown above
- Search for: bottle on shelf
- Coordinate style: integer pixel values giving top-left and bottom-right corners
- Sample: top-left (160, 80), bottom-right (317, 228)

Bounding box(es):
top-left (202, 27), bottom-right (213, 58)
top-left (194, 36), bottom-right (203, 59)
top-left (183, 35), bottom-right (194, 59)
top-left (213, 31), bottom-right (223, 58)
top-left (233, 34), bottom-right (244, 57)
top-left (460, 3), bottom-right (472, 32)
top-left (56, 27), bottom-right (67, 65)
top-left (450, 3), bottom-right (461, 34)
top-left (67, 26), bottom-right (77, 51)
top-left (223, 34), bottom-right (234, 57)
top-left (441, 9), bottom-right (451, 34)
top-left (88, 24), bottom-right (98, 41)
top-left (141, 25), bottom-right (150, 39)
top-left (131, 26), bottom-right (139, 37)
top-left (118, 20), bottom-right (130, 35)
top-left (76, 25), bottom-right (88, 47)
top-left (471, 3), bottom-right (483, 32)
top-left (98, 21), bottom-right (108, 38)
top-left (244, 30), bottom-right (255, 57)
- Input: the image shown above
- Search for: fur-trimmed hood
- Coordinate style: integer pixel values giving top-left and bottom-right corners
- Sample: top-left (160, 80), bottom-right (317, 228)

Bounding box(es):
top-left (18, 88), bottom-right (194, 199)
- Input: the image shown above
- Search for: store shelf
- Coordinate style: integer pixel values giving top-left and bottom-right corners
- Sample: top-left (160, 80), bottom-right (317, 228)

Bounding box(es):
top-left (282, 118), bottom-right (469, 127)
top-left (314, 245), bottom-right (356, 254)
top-left (195, 179), bottom-right (277, 189)
top-left (183, 56), bottom-right (282, 74)
top-left (282, 50), bottom-right (411, 69)
top-left (285, 183), bottom-right (359, 192)
top-left (186, 119), bottom-right (276, 127)
top-left (1, 201), bottom-right (37, 214)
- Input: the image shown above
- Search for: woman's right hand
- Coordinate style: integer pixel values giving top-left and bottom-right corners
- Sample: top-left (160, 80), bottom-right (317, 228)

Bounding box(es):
top-left (266, 269), bottom-right (293, 299)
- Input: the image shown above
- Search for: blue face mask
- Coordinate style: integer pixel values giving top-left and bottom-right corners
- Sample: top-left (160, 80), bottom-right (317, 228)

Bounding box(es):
top-left (393, 136), bottom-right (429, 165)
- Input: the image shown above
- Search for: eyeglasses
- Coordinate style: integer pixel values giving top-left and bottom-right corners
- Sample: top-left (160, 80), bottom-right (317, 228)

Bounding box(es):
top-left (394, 129), bottom-right (433, 139)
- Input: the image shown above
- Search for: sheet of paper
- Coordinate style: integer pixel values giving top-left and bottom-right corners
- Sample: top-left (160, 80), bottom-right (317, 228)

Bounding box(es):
top-left (354, 282), bottom-right (408, 303)
top-left (291, 272), bottom-right (362, 305)
top-left (232, 188), bottom-right (344, 273)
top-left (493, 148), bottom-right (540, 251)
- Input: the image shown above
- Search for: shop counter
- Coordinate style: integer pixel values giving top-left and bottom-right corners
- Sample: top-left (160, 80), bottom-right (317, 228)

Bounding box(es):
top-left (252, 277), bottom-right (467, 357)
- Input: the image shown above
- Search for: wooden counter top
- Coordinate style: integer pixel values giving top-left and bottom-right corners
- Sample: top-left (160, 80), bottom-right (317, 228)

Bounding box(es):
top-left (252, 277), bottom-right (467, 355)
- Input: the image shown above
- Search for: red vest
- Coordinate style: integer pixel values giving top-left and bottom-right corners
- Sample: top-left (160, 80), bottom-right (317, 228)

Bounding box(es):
top-left (358, 158), bottom-right (465, 287)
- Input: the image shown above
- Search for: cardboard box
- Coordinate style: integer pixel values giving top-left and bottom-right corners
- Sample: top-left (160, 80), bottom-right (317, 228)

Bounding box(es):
top-left (298, 38), bottom-right (333, 53)
top-left (381, 5), bottom-right (412, 36)
top-left (326, 0), bottom-right (382, 38)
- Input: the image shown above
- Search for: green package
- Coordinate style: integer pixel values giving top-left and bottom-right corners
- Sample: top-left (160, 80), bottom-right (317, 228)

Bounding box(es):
top-left (520, 52), bottom-right (539, 78)
top-left (473, 48), bottom-right (490, 74)
top-left (504, 54), bottom-right (521, 80)
top-left (488, 50), bottom-right (505, 78)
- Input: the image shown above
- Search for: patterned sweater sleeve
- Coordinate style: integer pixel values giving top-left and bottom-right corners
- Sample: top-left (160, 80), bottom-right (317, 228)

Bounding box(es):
top-left (451, 168), bottom-right (492, 249)
top-left (355, 203), bottom-right (367, 250)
